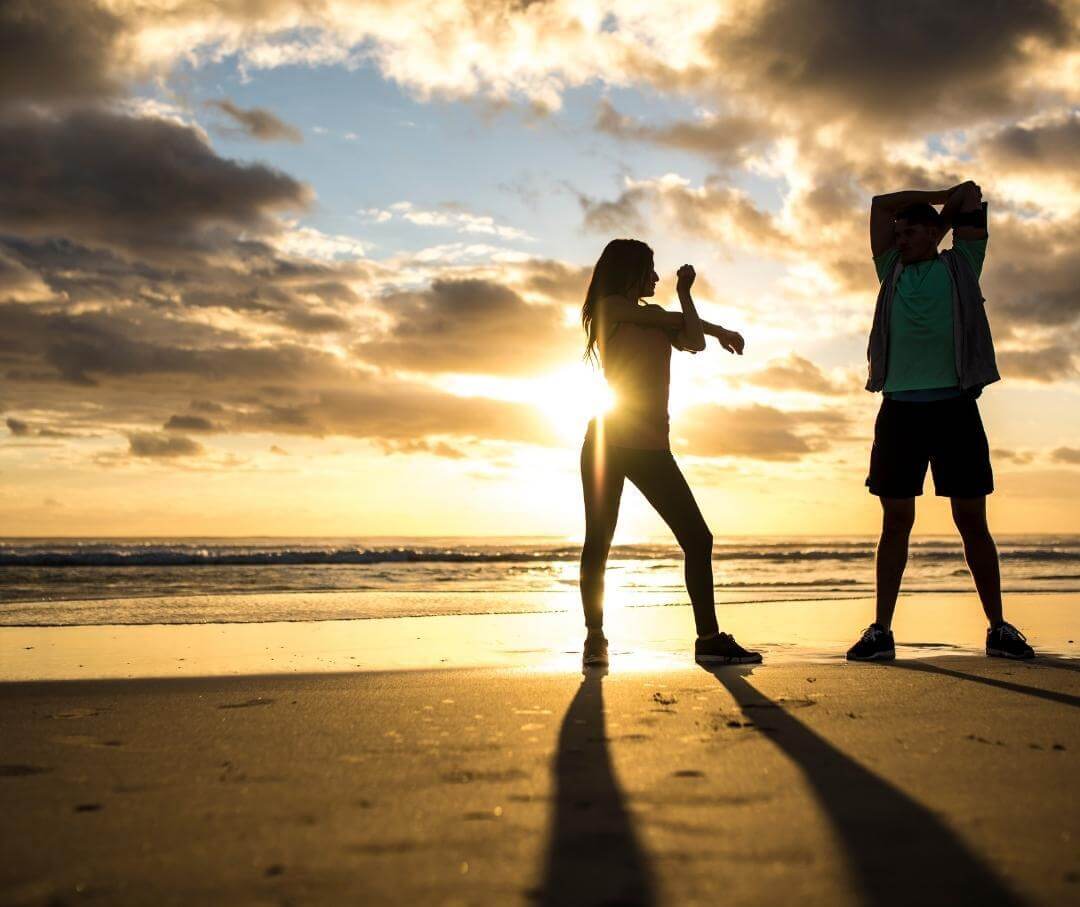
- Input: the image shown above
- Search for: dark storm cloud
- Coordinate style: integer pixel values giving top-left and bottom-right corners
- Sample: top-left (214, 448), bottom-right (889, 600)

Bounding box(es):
top-left (706, 0), bottom-right (1073, 131)
top-left (675, 404), bottom-right (848, 461)
top-left (0, 0), bottom-right (126, 104)
top-left (0, 109), bottom-right (310, 259)
top-left (206, 98), bottom-right (304, 142)
top-left (595, 98), bottom-right (772, 167)
top-left (354, 278), bottom-right (579, 376)
top-left (128, 432), bottom-right (204, 458)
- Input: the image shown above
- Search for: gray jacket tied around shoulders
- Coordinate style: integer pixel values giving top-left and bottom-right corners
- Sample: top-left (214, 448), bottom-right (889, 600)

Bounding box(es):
top-left (865, 248), bottom-right (1001, 394)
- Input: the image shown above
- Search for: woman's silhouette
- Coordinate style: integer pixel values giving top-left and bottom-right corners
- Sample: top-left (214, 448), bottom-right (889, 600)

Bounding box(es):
top-left (578, 239), bottom-right (762, 667)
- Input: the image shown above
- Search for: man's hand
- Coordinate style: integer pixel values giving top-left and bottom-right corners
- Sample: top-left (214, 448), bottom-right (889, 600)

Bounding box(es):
top-left (960, 181), bottom-right (983, 212)
top-left (943, 180), bottom-right (988, 240)
top-left (676, 263), bottom-right (696, 297)
top-left (718, 328), bottom-right (744, 355)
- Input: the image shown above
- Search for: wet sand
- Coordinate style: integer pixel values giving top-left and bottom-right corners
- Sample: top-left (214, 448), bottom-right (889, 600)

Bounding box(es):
top-left (0, 593), bottom-right (1077, 905)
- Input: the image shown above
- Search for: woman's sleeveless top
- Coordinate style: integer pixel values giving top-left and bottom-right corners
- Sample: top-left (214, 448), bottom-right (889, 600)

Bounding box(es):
top-left (600, 321), bottom-right (672, 450)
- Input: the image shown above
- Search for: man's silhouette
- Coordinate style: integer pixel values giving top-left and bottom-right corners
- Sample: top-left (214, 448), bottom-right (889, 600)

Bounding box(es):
top-left (847, 180), bottom-right (1034, 661)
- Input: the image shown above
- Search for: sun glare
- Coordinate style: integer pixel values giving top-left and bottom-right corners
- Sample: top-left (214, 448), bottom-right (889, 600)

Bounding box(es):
top-left (531, 365), bottom-right (615, 441)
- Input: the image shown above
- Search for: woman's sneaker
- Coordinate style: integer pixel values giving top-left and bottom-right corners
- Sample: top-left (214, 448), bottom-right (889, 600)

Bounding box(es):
top-left (986, 622), bottom-right (1035, 659)
top-left (846, 624), bottom-right (895, 661)
top-left (583, 631), bottom-right (609, 667)
top-left (695, 632), bottom-right (762, 665)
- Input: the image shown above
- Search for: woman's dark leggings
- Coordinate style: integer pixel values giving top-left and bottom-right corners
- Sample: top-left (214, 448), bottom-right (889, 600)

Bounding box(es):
top-left (579, 423), bottom-right (719, 637)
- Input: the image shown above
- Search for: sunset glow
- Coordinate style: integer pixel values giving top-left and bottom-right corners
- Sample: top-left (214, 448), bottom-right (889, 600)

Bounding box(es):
top-left (0, 1), bottom-right (1076, 538)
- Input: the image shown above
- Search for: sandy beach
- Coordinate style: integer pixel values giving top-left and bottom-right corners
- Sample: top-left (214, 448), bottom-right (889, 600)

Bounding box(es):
top-left (2, 593), bottom-right (1078, 906)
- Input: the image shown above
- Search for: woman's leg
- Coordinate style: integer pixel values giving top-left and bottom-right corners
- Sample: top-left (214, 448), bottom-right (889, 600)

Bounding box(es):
top-left (623, 450), bottom-right (719, 637)
top-left (579, 426), bottom-right (625, 631)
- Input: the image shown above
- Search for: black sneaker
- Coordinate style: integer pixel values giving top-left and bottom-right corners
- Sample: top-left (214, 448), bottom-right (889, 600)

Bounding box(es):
top-left (846, 624), bottom-right (895, 661)
top-left (986, 622), bottom-right (1034, 659)
top-left (583, 632), bottom-right (609, 667)
top-left (695, 632), bottom-right (762, 665)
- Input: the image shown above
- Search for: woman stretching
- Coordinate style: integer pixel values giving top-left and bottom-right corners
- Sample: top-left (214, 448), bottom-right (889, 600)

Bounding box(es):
top-left (579, 239), bottom-right (762, 668)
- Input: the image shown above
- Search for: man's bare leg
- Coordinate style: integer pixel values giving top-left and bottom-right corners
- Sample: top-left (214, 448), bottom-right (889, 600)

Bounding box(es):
top-left (951, 496), bottom-right (1004, 627)
top-left (875, 497), bottom-right (916, 630)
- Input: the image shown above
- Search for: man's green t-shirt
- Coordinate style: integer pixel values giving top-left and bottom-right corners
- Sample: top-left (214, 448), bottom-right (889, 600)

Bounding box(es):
top-left (873, 239), bottom-right (988, 393)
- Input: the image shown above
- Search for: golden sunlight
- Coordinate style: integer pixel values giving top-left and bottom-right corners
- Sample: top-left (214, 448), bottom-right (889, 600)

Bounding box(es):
top-left (529, 364), bottom-right (616, 441)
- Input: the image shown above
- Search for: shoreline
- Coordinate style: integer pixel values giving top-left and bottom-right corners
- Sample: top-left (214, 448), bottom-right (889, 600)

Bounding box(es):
top-left (1, 584), bottom-right (1076, 625)
top-left (2, 592), bottom-right (1076, 683)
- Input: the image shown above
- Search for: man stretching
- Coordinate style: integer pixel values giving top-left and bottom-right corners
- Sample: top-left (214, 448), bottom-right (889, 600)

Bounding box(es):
top-left (847, 180), bottom-right (1035, 661)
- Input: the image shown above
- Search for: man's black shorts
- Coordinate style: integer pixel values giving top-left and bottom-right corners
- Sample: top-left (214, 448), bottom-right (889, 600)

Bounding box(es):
top-left (866, 395), bottom-right (994, 498)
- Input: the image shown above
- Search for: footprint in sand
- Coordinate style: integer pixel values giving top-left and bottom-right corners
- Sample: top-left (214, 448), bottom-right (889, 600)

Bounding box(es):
top-left (0, 764), bottom-right (51, 777)
top-left (441, 769), bottom-right (528, 784)
top-left (52, 735), bottom-right (124, 749)
top-left (47, 707), bottom-right (107, 720)
top-left (217, 698), bottom-right (275, 710)
top-left (672, 769), bottom-right (706, 779)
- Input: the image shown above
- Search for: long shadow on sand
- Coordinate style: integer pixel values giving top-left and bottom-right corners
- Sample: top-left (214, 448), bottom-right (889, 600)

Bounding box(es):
top-left (886, 660), bottom-right (1080, 709)
top-left (705, 666), bottom-right (1024, 907)
top-left (539, 668), bottom-right (655, 907)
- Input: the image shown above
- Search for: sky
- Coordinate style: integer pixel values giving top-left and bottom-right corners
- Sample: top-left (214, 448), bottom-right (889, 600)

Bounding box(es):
top-left (1, 0), bottom-right (1078, 539)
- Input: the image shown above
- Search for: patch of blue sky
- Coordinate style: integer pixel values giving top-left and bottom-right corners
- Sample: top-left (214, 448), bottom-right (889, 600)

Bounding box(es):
top-left (156, 55), bottom-right (784, 271)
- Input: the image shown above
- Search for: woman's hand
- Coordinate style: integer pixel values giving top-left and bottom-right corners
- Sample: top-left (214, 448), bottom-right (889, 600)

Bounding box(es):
top-left (718, 328), bottom-right (744, 355)
top-left (676, 263), bottom-right (696, 297)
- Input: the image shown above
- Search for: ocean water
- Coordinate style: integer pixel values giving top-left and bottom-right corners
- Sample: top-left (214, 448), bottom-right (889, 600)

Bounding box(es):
top-left (0, 535), bottom-right (1077, 627)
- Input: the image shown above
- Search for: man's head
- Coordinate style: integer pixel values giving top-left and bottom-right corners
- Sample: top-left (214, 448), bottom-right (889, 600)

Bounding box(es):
top-left (894, 203), bottom-right (946, 263)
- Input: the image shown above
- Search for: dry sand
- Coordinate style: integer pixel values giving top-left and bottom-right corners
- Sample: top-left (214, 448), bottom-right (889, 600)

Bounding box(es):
top-left (1, 592), bottom-right (1077, 906)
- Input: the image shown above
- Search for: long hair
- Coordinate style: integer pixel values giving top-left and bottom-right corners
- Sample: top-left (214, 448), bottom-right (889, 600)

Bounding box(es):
top-left (581, 238), bottom-right (654, 366)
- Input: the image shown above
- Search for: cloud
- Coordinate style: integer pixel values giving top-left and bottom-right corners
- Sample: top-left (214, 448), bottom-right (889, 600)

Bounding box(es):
top-left (0, 109), bottom-right (310, 260)
top-left (206, 98), bottom-right (303, 142)
top-left (674, 403), bottom-right (848, 460)
top-left (0, 0), bottom-right (127, 104)
top-left (579, 174), bottom-right (792, 253)
top-left (981, 111), bottom-right (1080, 183)
top-left (0, 300), bottom-right (352, 387)
top-left (376, 438), bottom-right (468, 459)
top-left (6, 417), bottom-right (29, 436)
top-left (354, 277), bottom-right (580, 376)
top-left (1051, 446), bottom-right (1080, 464)
top-left (739, 355), bottom-right (849, 395)
top-left (997, 346), bottom-right (1078, 382)
top-left (992, 448), bottom-right (1035, 466)
top-left (982, 215), bottom-right (1080, 333)
top-left (128, 432), bottom-right (204, 458)
top-left (164, 414), bottom-right (219, 432)
top-left (233, 382), bottom-right (560, 447)
top-left (595, 98), bottom-right (772, 167)
top-left (366, 202), bottom-right (532, 240)
top-left (704, 0), bottom-right (1074, 134)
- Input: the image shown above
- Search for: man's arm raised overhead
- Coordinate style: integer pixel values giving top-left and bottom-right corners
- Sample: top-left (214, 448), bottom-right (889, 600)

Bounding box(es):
top-left (868, 184), bottom-right (967, 259)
